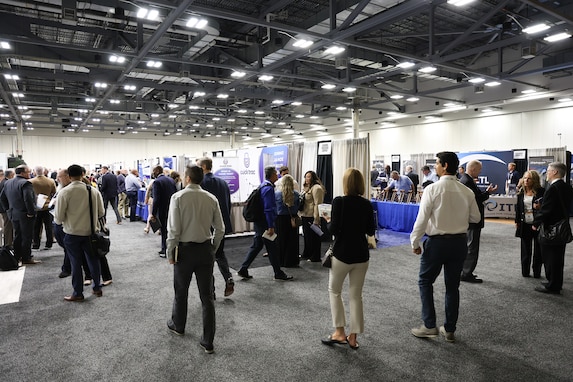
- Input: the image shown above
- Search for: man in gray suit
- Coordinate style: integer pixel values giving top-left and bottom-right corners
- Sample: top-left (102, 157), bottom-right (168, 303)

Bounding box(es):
top-left (0, 165), bottom-right (39, 264)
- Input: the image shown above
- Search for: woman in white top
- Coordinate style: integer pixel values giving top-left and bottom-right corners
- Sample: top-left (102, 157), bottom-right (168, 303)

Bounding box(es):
top-left (514, 170), bottom-right (545, 278)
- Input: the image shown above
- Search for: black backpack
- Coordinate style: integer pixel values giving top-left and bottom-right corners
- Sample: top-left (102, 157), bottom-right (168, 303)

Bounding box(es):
top-left (242, 184), bottom-right (270, 222)
top-left (0, 246), bottom-right (19, 271)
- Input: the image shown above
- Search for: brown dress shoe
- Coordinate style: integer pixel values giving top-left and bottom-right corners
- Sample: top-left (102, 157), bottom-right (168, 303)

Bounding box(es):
top-left (64, 295), bottom-right (85, 302)
top-left (22, 259), bottom-right (42, 265)
top-left (92, 290), bottom-right (103, 297)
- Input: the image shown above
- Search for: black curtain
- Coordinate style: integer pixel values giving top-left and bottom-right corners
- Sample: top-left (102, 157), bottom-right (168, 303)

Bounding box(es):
top-left (316, 153), bottom-right (333, 241)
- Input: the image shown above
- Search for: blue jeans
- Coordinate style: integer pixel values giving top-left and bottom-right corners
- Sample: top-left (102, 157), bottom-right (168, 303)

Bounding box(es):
top-left (240, 221), bottom-right (284, 277)
top-left (64, 234), bottom-right (102, 297)
top-left (418, 235), bottom-right (467, 333)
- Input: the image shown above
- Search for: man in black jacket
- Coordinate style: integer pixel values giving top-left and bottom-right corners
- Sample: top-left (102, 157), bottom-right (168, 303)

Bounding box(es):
top-left (533, 162), bottom-right (573, 294)
top-left (0, 165), bottom-right (39, 264)
top-left (100, 166), bottom-right (122, 224)
top-left (459, 160), bottom-right (498, 283)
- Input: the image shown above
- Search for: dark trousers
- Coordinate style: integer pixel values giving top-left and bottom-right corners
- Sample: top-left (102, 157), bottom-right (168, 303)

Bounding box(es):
top-left (103, 195), bottom-right (122, 224)
top-left (541, 243), bottom-right (566, 291)
top-left (519, 223), bottom-right (543, 277)
top-left (158, 209), bottom-right (168, 252)
top-left (240, 221), bottom-right (284, 277)
top-left (12, 216), bottom-right (34, 262)
top-left (171, 241), bottom-right (216, 346)
top-left (64, 234), bottom-right (101, 297)
top-left (462, 227), bottom-right (481, 277)
top-left (419, 235), bottom-right (467, 333)
top-left (1, 212), bottom-right (14, 246)
top-left (33, 210), bottom-right (54, 248)
top-left (276, 214), bottom-right (300, 267)
top-left (215, 238), bottom-right (232, 282)
top-left (127, 191), bottom-right (138, 221)
top-left (301, 216), bottom-right (321, 261)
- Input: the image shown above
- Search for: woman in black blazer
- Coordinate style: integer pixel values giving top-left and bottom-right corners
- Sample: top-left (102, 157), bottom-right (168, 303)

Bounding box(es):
top-left (515, 170), bottom-right (545, 278)
top-left (321, 168), bottom-right (375, 350)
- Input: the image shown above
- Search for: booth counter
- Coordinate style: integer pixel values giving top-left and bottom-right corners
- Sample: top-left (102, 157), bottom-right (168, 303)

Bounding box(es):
top-left (484, 195), bottom-right (516, 219)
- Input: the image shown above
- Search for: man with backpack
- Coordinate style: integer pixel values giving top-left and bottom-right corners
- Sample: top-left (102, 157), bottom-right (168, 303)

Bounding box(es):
top-left (237, 166), bottom-right (293, 281)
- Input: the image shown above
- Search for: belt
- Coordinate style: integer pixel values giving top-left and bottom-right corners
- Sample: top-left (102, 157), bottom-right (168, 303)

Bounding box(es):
top-left (178, 240), bottom-right (210, 247)
top-left (428, 233), bottom-right (466, 239)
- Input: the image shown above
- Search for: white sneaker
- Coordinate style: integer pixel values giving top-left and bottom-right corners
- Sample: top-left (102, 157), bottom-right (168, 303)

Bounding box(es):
top-left (411, 325), bottom-right (439, 338)
top-left (439, 326), bottom-right (455, 342)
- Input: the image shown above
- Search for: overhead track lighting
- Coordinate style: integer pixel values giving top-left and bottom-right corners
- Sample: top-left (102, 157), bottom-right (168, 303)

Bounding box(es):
top-left (137, 8), bottom-right (159, 21)
top-left (186, 17), bottom-right (208, 29)
top-left (447, 0), bottom-right (476, 6)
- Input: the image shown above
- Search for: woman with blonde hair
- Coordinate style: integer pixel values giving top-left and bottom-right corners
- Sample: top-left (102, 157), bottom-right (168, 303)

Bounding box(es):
top-left (321, 168), bottom-right (375, 350)
top-left (300, 170), bottom-right (326, 262)
top-left (515, 170), bottom-right (545, 278)
top-left (275, 175), bottom-right (301, 267)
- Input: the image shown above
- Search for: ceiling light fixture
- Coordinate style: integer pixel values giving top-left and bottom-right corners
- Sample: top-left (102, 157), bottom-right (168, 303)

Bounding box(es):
top-left (390, 95), bottom-right (404, 99)
top-left (406, 97), bottom-right (420, 102)
top-left (558, 97), bottom-right (572, 103)
top-left (522, 23), bottom-right (550, 34)
top-left (272, 100), bottom-right (283, 104)
top-left (217, 94), bottom-right (229, 99)
top-left (137, 8), bottom-right (159, 21)
top-left (123, 85), bottom-right (136, 91)
top-left (485, 81), bottom-right (501, 87)
top-left (258, 75), bottom-right (274, 81)
top-left (230, 71), bottom-right (246, 78)
top-left (4, 74), bottom-right (19, 80)
top-left (94, 82), bottom-right (107, 88)
top-left (544, 32), bottom-right (571, 42)
top-left (85, 98), bottom-right (96, 102)
top-left (324, 46), bottom-right (345, 55)
top-left (342, 87), bottom-right (356, 93)
top-left (396, 61), bottom-right (415, 69)
top-left (0, 41), bottom-right (11, 49)
top-left (193, 91), bottom-right (206, 97)
top-left (447, 0), bottom-right (475, 6)
top-left (291, 101), bottom-right (302, 106)
top-left (468, 77), bottom-right (485, 83)
top-left (109, 55), bottom-right (126, 63)
top-left (321, 84), bottom-right (336, 90)
top-left (292, 39), bottom-right (313, 48)
top-left (147, 60), bottom-right (162, 68)
top-left (418, 66), bottom-right (437, 73)
top-left (186, 17), bottom-right (208, 29)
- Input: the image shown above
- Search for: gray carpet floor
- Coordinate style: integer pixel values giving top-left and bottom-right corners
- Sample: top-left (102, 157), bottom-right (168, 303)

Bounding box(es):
top-left (1, 213), bottom-right (573, 382)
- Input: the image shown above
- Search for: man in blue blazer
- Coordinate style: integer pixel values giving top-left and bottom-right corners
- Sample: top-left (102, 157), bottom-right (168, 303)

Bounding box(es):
top-left (533, 162), bottom-right (573, 294)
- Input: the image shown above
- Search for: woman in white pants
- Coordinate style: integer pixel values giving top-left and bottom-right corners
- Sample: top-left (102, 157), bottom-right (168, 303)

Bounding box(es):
top-left (321, 168), bottom-right (376, 349)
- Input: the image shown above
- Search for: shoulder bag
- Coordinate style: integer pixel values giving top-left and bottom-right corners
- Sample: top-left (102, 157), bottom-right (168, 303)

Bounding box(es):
top-left (321, 198), bottom-right (343, 268)
top-left (87, 185), bottom-right (111, 258)
top-left (298, 190), bottom-right (306, 212)
top-left (538, 187), bottom-right (573, 246)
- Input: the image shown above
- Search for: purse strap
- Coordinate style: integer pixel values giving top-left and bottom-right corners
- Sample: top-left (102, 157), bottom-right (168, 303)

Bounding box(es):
top-left (86, 184), bottom-right (95, 235)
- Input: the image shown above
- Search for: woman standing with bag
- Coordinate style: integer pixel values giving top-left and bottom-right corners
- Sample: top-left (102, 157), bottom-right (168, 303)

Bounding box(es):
top-left (515, 170), bottom-right (545, 278)
top-left (321, 168), bottom-right (375, 350)
top-left (275, 175), bottom-right (301, 268)
top-left (300, 170), bottom-right (325, 262)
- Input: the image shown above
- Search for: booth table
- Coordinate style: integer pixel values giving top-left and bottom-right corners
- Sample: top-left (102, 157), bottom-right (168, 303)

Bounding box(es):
top-left (371, 200), bottom-right (419, 233)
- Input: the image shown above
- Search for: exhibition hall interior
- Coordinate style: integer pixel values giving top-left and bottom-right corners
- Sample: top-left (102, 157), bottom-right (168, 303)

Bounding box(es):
top-left (1, 0), bottom-right (573, 381)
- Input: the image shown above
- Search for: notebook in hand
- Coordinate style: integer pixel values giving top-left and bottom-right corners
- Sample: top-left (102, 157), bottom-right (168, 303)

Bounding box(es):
top-left (150, 218), bottom-right (162, 233)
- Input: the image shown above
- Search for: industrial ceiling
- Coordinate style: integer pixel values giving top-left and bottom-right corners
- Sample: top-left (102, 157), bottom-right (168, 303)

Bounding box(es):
top-left (0, 0), bottom-right (572, 143)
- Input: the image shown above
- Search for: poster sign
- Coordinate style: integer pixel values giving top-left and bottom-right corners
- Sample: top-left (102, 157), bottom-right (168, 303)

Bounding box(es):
top-left (458, 151), bottom-right (513, 193)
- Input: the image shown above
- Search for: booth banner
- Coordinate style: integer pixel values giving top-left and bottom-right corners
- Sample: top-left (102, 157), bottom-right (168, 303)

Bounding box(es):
top-left (458, 151), bottom-right (513, 193)
top-left (484, 196), bottom-right (516, 219)
top-left (212, 156), bottom-right (241, 203)
top-left (163, 156), bottom-right (174, 170)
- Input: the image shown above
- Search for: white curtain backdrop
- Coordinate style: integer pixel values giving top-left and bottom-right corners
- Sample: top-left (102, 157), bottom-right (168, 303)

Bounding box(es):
top-left (331, 137), bottom-right (369, 199)
top-left (300, 141), bottom-right (318, 187)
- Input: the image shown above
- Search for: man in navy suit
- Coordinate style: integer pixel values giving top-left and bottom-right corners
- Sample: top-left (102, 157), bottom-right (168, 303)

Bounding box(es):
top-left (150, 166), bottom-right (177, 258)
top-left (533, 162), bottom-right (573, 294)
top-left (459, 160), bottom-right (498, 283)
top-left (0, 165), bottom-right (39, 264)
top-left (99, 166), bottom-right (122, 224)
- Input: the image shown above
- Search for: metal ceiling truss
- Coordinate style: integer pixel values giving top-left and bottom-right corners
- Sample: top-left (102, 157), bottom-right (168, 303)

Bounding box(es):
top-left (0, 0), bottom-right (572, 141)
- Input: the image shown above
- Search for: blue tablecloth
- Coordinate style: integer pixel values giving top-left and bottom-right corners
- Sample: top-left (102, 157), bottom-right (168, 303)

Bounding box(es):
top-left (137, 188), bottom-right (148, 221)
top-left (371, 200), bottom-right (419, 233)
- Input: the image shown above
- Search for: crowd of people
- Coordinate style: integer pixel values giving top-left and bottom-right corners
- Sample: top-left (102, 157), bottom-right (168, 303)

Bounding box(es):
top-left (1, 156), bottom-right (571, 353)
